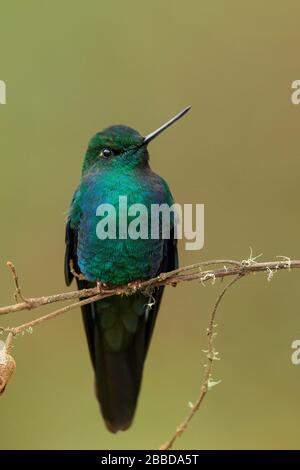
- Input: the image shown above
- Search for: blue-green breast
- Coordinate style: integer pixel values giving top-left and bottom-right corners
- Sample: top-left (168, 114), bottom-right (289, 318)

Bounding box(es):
top-left (71, 167), bottom-right (173, 285)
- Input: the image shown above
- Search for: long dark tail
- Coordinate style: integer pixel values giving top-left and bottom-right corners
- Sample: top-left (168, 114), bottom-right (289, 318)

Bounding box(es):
top-left (78, 281), bottom-right (163, 433)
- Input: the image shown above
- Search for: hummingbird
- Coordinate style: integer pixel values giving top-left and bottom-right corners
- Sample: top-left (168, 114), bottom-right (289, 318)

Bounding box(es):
top-left (64, 106), bottom-right (191, 432)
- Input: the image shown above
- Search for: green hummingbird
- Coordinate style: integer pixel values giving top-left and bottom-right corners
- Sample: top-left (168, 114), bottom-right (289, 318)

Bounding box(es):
top-left (64, 107), bottom-right (191, 432)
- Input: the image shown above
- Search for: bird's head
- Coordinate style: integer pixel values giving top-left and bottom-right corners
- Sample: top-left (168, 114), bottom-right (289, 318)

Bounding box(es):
top-left (82, 106), bottom-right (191, 176)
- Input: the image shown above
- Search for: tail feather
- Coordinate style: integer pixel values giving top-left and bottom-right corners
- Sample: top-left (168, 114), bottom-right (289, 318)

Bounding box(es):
top-left (78, 280), bottom-right (161, 432)
top-left (94, 314), bottom-right (146, 432)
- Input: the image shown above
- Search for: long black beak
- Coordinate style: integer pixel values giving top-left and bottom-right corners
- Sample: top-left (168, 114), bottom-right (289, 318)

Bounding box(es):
top-left (143, 106), bottom-right (191, 145)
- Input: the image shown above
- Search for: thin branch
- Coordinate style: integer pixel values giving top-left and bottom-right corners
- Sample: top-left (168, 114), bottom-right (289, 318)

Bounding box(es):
top-left (0, 286), bottom-right (101, 315)
top-left (6, 261), bottom-right (29, 303)
top-left (0, 258), bottom-right (299, 318)
top-left (5, 294), bottom-right (107, 335)
top-left (160, 274), bottom-right (242, 450)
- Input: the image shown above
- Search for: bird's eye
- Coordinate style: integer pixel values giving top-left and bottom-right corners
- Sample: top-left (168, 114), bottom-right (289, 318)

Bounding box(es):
top-left (99, 148), bottom-right (114, 159)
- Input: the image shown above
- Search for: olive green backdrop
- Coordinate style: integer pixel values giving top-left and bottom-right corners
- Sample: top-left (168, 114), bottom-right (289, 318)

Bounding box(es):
top-left (0, 0), bottom-right (300, 450)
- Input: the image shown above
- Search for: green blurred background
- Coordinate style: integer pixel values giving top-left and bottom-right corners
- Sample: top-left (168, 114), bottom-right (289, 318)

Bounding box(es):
top-left (1, 0), bottom-right (300, 450)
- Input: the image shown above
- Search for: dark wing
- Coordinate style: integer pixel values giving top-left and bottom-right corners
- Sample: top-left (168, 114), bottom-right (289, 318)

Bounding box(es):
top-left (65, 218), bottom-right (98, 367)
top-left (143, 228), bottom-right (178, 357)
top-left (64, 219), bottom-right (78, 286)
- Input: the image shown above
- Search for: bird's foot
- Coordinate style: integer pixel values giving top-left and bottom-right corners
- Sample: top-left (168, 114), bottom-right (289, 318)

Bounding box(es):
top-left (96, 281), bottom-right (110, 293)
top-left (127, 280), bottom-right (143, 293)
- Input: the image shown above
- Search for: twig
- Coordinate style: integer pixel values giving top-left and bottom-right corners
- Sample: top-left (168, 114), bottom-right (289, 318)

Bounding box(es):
top-left (5, 294), bottom-right (108, 336)
top-left (160, 274), bottom-right (242, 450)
top-left (1, 258), bottom-right (299, 318)
top-left (6, 261), bottom-right (29, 303)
